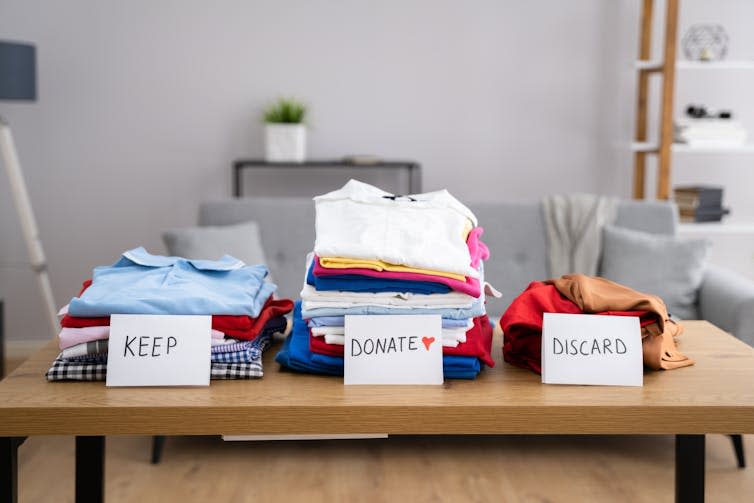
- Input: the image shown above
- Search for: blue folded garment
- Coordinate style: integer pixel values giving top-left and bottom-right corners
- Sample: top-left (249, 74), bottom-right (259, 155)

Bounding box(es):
top-left (306, 261), bottom-right (451, 295)
top-left (68, 247), bottom-right (276, 317)
top-left (275, 302), bottom-right (482, 379)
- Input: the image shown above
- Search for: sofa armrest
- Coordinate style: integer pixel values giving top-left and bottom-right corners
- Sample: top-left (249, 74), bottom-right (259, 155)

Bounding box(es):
top-left (698, 264), bottom-right (754, 347)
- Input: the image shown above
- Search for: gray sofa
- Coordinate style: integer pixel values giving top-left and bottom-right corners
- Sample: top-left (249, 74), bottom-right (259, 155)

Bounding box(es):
top-left (199, 198), bottom-right (754, 347)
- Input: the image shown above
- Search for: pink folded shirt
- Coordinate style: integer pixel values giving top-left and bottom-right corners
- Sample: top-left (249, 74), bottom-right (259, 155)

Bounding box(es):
top-left (58, 326), bottom-right (225, 350)
top-left (466, 227), bottom-right (489, 269)
top-left (314, 228), bottom-right (490, 298)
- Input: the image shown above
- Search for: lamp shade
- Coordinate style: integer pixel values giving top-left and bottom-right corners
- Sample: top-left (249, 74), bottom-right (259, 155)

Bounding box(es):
top-left (0, 41), bottom-right (36, 101)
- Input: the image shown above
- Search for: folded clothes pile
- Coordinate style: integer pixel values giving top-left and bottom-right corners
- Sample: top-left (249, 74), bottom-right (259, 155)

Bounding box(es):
top-left (275, 179), bottom-right (497, 379)
top-left (46, 247), bottom-right (292, 381)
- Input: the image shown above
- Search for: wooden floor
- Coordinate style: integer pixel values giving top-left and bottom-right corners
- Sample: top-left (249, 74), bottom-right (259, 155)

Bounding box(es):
top-left (15, 433), bottom-right (753, 502)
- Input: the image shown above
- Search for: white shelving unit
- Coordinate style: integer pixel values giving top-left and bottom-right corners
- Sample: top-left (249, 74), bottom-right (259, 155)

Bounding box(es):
top-left (630, 142), bottom-right (754, 153)
top-left (630, 2), bottom-right (754, 281)
top-left (678, 222), bottom-right (754, 235)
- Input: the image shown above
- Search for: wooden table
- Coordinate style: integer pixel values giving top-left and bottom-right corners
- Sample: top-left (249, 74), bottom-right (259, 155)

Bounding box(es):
top-left (1, 321), bottom-right (753, 503)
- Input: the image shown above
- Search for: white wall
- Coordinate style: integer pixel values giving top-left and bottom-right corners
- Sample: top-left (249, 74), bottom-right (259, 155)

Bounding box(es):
top-left (0, 0), bottom-right (751, 344)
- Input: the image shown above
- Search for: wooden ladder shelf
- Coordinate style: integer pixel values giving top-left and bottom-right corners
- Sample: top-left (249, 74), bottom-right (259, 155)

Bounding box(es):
top-left (633, 0), bottom-right (680, 200)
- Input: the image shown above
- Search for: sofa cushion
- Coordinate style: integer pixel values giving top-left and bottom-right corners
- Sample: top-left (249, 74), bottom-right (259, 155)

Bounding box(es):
top-left (599, 225), bottom-right (708, 320)
top-left (613, 200), bottom-right (677, 235)
top-left (467, 202), bottom-right (549, 318)
top-left (162, 220), bottom-right (268, 270)
top-left (199, 199), bottom-right (316, 302)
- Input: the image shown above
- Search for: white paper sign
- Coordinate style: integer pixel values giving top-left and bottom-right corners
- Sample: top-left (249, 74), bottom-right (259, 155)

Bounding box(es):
top-left (106, 314), bottom-right (212, 387)
top-left (542, 313), bottom-right (643, 387)
top-left (344, 315), bottom-right (443, 385)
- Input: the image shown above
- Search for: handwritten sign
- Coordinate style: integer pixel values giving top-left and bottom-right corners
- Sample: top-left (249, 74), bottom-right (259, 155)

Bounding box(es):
top-left (344, 315), bottom-right (443, 385)
top-left (541, 313), bottom-right (643, 387)
top-left (106, 314), bottom-right (212, 387)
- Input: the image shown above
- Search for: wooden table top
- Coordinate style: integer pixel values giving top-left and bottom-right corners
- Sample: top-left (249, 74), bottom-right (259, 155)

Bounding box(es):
top-left (1, 321), bottom-right (753, 436)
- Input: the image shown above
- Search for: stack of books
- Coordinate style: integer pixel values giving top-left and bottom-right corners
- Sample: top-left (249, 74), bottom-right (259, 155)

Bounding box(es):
top-left (674, 186), bottom-right (730, 223)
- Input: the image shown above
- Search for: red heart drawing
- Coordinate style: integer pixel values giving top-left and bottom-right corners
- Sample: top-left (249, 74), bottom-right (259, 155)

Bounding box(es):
top-left (422, 336), bottom-right (435, 351)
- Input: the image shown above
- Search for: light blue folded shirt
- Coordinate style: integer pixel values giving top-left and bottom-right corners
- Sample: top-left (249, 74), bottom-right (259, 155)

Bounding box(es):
top-left (67, 247), bottom-right (276, 317)
top-left (300, 298), bottom-right (485, 320)
top-left (307, 315), bottom-right (471, 329)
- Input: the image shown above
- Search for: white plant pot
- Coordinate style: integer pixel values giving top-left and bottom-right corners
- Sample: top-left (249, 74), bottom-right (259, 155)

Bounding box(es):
top-left (265, 124), bottom-right (307, 162)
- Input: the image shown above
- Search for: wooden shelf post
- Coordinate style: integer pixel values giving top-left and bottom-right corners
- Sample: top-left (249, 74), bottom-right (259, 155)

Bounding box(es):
top-left (633, 0), bottom-right (655, 199)
top-left (632, 0), bottom-right (680, 200)
top-left (657, 0), bottom-right (680, 199)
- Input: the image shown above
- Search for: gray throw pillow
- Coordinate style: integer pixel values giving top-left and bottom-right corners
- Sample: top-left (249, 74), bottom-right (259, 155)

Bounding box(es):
top-left (162, 220), bottom-right (268, 269)
top-left (600, 225), bottom-right (708, 320)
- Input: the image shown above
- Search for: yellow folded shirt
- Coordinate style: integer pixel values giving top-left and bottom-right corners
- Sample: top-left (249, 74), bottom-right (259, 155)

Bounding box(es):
top-left (318, 256), bottom-right (467, 281)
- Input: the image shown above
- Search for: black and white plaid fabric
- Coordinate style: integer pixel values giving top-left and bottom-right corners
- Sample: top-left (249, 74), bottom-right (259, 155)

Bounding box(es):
top-left (45, 358), bottom-right (108, 381)
top-left (210, 361), bottom-right (264, 379)
top-left (46, 358), bottom-right (264, 381)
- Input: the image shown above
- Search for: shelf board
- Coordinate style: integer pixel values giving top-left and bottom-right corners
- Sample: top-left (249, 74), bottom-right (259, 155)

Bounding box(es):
top-left (631, 142), bottom-right (659, 152)
top-left (630, 142), bottom-right (754, 153)
top-left (678, 222), bottom-right (754, 235)
top-left (677, 60), bottom-right (754, 70)
top-left (634, 60), bottom-right (754, 70)
top-left (672, 143), bottom-right (754, 153)
top-left (635, 60), bottom-right (664, 71)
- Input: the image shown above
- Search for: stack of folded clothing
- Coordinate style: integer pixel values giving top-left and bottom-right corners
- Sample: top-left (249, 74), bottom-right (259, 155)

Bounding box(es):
top-left (275, 179), bottom-right (497, 379)
top-left (46, 247), bottom-right (292, 381)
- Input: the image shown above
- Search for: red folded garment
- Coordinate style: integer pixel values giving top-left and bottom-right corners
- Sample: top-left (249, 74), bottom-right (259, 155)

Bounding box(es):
top-left (309, 315), bottom-right (495, 367)
top-left (60, 280), bottom-right (292, 341)
top-left (442, 315), bottom-right (495, 367)
top-left (213, 299), bottom-right (293, 339)
top-left (310, 333), bottom-right (345, 357)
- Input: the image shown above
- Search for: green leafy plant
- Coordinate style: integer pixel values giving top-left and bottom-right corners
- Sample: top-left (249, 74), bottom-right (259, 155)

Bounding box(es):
top-left (263, 98), bottom-right (307, 124)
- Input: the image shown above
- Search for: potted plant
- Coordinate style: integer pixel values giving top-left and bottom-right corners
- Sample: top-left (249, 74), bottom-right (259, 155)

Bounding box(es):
top-left (263, 98), bottom-right (307, 162)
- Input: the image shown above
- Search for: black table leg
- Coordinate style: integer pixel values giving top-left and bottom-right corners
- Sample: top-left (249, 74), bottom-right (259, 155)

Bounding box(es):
top-left (1, 437), bottom-right (25, 503)
top-left (76, 436), bottom-right (105, 503)
top-left (676, 434), bottom-right (705, 503)
top-left (729, 434), bottom-right (746, 468)
top-left (151, 435), bottom-right (166, 464)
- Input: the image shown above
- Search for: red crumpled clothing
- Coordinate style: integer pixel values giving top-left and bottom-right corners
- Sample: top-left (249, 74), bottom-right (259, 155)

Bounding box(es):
top-left (499, 281), bottom-right (667, 374)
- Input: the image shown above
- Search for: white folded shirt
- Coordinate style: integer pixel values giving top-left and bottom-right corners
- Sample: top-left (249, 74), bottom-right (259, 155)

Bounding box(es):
top-left (300, 283), bottom-right (477, 309)
top-left (311, 326), bottom-right (345, 336)
top-left (323, 333), bottom-right (463, 348)
top-left (313, 324), bottom-right (470, 344)
top-left (313, 179), bottom-right (479, 278)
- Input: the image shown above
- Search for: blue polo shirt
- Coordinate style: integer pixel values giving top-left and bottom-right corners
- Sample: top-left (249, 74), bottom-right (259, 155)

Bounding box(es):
top-left (67, 247), bottom-right (276, 317)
